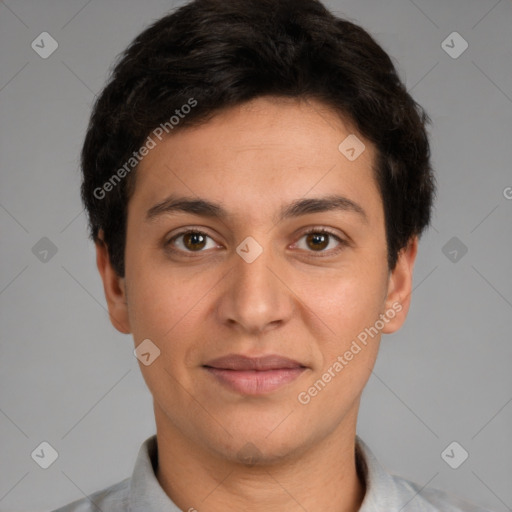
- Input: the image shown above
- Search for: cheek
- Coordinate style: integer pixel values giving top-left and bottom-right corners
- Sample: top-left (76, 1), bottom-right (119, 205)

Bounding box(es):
top-left (128, 272), bottom-right (195, 340)
top-left (301, 266), bottom-right (387, 335)
top-left (300, 276), bottom-right (388, 394)
top-left (126, 271), bottom-right (203, 395)
top-left (126, 259), bottom-right (225, 363)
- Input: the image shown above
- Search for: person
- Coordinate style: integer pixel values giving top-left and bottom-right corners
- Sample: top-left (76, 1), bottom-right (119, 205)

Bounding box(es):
top-left (52, 0), bottom-right (494, 510)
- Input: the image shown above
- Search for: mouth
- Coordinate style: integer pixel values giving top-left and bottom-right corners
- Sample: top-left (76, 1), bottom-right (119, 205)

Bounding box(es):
top-left (203, 354), bottom-right (307, 395)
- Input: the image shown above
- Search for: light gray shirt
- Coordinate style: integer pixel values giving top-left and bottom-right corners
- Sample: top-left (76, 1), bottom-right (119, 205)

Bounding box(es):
top-left (52, 434), bottom-right (494, 512)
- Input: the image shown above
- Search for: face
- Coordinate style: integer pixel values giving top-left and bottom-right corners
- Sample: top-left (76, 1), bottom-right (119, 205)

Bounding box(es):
top-left (97, 96), bottom-right (417, 464)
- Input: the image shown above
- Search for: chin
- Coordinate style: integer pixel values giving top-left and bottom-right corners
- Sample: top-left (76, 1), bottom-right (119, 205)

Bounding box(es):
top-left (207, 421), bottom-right (311, 466)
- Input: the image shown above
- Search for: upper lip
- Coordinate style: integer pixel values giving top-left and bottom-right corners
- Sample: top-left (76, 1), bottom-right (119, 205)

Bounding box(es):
top-left (203, 354), bottom-right (305, 371)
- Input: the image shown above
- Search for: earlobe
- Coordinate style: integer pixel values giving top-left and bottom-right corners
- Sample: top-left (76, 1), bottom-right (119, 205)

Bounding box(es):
top-left (381, 236), bottom-right (418, 335)
top-left (95, 232), bottom-right (131, 334)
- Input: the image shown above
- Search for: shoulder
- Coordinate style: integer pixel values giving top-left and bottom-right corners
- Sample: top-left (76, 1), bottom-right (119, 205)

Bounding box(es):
top-left (391, 473), bottom-right (494, 512)
top-left (355, 436), bottom-right (495, 512)
top-left (50, 477), bottom-right (130, 512)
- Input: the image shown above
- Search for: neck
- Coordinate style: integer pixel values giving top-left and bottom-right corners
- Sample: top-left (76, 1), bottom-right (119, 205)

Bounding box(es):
top-left (153, 403), bottom-right (366, 512)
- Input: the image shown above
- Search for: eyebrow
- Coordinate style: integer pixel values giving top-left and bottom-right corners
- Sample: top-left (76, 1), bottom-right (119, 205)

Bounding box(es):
top-left (145, 194), bottom-right (368, 224)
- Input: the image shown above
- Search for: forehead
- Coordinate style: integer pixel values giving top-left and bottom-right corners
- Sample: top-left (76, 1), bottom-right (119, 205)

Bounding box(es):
top-left (130, 96), bottom-right (381, 225)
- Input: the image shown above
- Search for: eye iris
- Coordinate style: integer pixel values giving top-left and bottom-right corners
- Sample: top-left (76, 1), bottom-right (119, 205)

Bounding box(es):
top-left (184, 232), bottom-right (206, 251)
top-left (306, 232), bottom-right (328, 251)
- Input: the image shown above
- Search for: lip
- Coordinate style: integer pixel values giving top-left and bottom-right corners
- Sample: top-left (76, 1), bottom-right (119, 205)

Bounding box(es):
top-left (204, 354), bottom-right (304, 371)
top-left (203, 354), bottom-right (307, 395)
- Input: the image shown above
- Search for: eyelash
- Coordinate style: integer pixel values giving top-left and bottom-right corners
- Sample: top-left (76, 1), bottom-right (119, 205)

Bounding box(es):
top-left (164, 226), bottom-right (348, 258)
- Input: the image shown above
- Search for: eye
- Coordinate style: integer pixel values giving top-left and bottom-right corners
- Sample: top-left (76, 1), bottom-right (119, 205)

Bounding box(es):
top-left (165, 227), bottom-right (348, 257)
top-left (166, 230), bottom-right (218, 254)
top-left (293, 227), bottom-right (347, 255)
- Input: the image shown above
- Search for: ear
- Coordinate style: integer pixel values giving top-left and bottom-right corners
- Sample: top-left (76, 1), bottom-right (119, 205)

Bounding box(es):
top-left (381, 236), bottom-right (418, 334)
top-left (95, 231), bottom-right (131, 334)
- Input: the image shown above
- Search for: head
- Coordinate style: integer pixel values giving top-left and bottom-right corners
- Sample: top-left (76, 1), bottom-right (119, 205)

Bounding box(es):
top-left (85, 0), bottom-right (435, 464)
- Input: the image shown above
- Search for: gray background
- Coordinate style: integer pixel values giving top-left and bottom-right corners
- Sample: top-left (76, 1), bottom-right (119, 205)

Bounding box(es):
top-left (1, 0), bottom-right (511, 511)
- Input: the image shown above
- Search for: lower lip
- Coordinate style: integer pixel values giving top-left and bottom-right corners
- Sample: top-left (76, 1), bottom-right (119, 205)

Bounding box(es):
top-left (204, 367), bottom-right (305, 395)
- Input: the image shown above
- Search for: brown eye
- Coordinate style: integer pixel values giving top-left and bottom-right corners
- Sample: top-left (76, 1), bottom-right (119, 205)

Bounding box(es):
top-left (167, 230), bottom-right (216, 253)
top-left (182, 232), bottom-right (207, 251)
top-left (295, 228), bottom-right (347, 255)
top-left (305, 232), bottom-right (329, 251)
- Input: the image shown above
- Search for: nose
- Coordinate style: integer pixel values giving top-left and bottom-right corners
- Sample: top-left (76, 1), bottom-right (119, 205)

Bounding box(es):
top-left (215, 237), bottom-right (293, 335)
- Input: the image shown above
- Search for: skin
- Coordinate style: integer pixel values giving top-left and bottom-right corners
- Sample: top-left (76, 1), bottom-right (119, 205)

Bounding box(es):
top-left (96, 96), bottom-right (418, 512)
